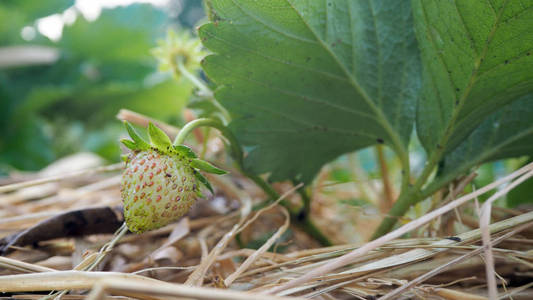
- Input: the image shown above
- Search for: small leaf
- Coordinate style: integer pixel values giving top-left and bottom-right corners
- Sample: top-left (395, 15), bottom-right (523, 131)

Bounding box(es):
top-left (148, 122), bottom-right (172, 150)
top-left (121, 154), bottom-right (130, 163)
top-left (124, 121), bottom-right (149, 150)
top-left (195, 171), bottom-right (213, 194)
top-left (173, 145), bottom-right (197, 158)
top-left (120, 139), bottom-right (137, 150)
top-left (191, 159), bottom-right (227, 175)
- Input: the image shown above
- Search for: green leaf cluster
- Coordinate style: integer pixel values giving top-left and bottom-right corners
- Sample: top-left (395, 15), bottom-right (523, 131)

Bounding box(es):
top-left (200, 0), bottom-right (533, 233)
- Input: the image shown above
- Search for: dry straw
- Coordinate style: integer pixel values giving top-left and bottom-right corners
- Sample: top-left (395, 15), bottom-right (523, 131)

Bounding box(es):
top-left (1, 112), bottom-right (532, 299)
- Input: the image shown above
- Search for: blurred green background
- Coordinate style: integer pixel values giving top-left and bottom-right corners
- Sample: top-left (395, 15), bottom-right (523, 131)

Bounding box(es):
top-left (0, 0), bottom-right (204, 174)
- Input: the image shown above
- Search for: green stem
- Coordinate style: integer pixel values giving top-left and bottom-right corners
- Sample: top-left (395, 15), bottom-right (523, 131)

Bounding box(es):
top-left (300, 217), bottom-right (332, 246)
top-left (372, 144), bottom-right (446, 238)
top-left (174, 118), bottom-right (332, 246)
top-left (248, 174), bottom-right (331, 246)
top-left (174, 118), bottom-right (239, 155)
top-left (175, 60), bottom-right (231, 123)
top-left (247, 172), bottom-right (279, 200)
top-left (176, 60), bottom-right (212, 97)
top-left (200, 127), bottom-right (210, 159)
top-left (372, 30), bottom-right (488, 234)
top-left (295, 182), bottom-right (312, 217)
top-left (374, 82), bottom-right (479, 237)
top-left (371, 185), bottom-right (420, 239)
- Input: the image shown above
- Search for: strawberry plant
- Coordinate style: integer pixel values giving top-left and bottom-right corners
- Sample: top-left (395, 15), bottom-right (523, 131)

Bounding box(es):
top-left (192, 0), bottom-right (533, 238)
top-left (120, 0), bottom-right (533, 240)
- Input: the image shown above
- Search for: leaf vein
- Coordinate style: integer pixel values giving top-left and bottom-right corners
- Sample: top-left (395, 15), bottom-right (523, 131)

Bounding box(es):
top-left (202, 28), bottom-right (349, 82)
top-left (210, 54), bottom-right (380, 122)
top-left (285, 0), bottom-right (407, 154)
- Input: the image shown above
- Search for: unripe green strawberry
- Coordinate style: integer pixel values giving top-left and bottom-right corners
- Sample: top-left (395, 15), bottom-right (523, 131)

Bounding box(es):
top-left (121, 149), bottom-right (197, 233)
top-left (120, 122), bottom-right (226, 233)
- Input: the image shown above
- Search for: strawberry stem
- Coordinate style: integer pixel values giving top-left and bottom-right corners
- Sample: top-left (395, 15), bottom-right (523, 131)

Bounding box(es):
top-left (173, 118), bottom-right (240, 158)
top-left (176, 58), bottom-right (212, 97)
top-left (174, 117), bottom-right (332, 245)
top-left (175, 59), bottom-right (231, 122)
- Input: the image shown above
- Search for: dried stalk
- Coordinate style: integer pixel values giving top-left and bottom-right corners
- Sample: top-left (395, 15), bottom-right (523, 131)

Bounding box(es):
top-left (380, 221), bottom-right (533, 300)
top-left (268, 163), bottom-right (533, 294)
top-left (225, 207), bottom-right (290, 286)
top-left (479, 169), bottom-right (533, 299)
top-left (0, 164), bottom-right (123, 194)
top-left (86, 277), bottom-right (304, 300)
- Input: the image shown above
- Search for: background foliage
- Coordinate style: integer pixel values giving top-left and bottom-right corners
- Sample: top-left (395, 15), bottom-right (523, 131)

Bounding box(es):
top-left (0, 0), bottom-right (203, 173)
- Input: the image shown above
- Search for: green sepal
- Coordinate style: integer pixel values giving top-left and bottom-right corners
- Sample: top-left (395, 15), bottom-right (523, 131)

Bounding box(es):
top-left (196, 189), bottom-right (205, 198)
top-left (195, 171), bottom-right (213, 194)
top-left (174, 145), bottom-right (197, 158)
top-left (121, 139), bottom-right (137, 150)
top-left (191, 159), bottom-right (227, 175)
top-left (124, 122), bottom-right (149, 150)
top-left (148, 122), bottom-right (172, 151)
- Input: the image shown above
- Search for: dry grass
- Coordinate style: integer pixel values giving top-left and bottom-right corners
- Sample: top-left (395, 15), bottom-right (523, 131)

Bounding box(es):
top-left (1, 113), bottom-right (532, 300)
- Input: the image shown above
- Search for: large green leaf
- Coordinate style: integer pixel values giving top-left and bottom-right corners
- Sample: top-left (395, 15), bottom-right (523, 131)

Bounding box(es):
top-left (414, 0), bottom-right (533, 155)
top-left (200, 0), bottom-right (420, 183)
top-left (437, 94), bottom-right (533, 185)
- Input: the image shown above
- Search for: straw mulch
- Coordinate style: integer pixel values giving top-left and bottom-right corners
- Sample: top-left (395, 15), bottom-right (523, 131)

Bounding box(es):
top-left (1, 118), bottom-right (532, 300)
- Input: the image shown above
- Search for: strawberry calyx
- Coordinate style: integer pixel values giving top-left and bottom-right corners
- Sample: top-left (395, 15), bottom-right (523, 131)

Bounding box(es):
top-left (121, 121), bottom-right (226, 195)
